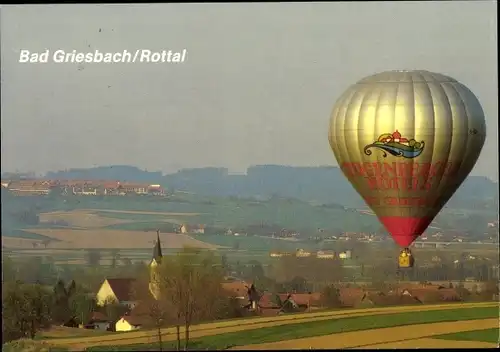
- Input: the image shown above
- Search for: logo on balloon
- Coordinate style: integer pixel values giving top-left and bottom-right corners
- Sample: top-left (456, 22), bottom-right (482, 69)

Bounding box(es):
top-left (364, 130), bottom-right (425, 159)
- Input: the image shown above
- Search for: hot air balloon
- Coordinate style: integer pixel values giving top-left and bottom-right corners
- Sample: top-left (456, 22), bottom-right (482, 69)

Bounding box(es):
top-left (328, 70), bottom-right (486, 268)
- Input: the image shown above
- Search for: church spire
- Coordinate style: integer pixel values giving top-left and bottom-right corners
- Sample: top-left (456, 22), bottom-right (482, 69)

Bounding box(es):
top-left (152, 229), bottom-right (163, 263)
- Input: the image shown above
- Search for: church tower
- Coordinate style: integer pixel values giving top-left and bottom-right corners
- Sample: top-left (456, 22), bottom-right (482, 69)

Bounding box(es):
top-left (149, 229), bottom-right (163, 299)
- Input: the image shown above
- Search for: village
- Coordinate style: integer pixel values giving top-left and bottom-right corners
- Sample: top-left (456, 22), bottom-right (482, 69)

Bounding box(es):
top-left (75, 236), bottom-right (498, 333)
top-left (1, 179), bottom-right (166, 196)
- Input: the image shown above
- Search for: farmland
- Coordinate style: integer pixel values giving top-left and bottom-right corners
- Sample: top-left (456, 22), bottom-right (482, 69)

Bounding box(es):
top-left (38, 302), bottom-right (498, 350)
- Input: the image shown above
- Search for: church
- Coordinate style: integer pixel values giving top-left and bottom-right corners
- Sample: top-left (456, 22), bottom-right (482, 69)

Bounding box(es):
top-left (96, 230), bottom-right (163, 307)
top-left (149, 229), bottom-right (163, 300)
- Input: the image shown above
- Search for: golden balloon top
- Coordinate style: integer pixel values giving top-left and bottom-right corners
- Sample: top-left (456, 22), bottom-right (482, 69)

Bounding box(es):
top-left (356, 70), bottom-right (459, 84)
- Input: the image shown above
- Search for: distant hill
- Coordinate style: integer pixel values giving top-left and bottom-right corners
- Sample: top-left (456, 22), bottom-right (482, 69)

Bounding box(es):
top-left (45, 165), bottom-right (163, 183)
top-left (38, 165), bottom-right (498, 210)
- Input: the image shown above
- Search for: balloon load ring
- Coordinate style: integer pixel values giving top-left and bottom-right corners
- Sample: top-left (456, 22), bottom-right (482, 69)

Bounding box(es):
top-left (328, 70), bottom-right (486, 267)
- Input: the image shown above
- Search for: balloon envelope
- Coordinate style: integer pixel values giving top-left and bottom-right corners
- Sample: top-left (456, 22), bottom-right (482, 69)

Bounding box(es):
top-left (328, 70), bottom-right (486, 247)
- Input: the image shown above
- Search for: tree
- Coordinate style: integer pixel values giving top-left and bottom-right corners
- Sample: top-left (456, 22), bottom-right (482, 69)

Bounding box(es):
top-left (131, 273), bottom-right (171, 351)
top-left (286, 276), bottom-right (309, 293)
top-left (271, 294), bottom-right (283, 308)
top-left (2, 256), bottom-right (18, 283)
top-left (50, 279), bottom-right (95, 327)
top-left (121, 257), bottom-right (133, 266)
top-left (247, 260), bottom-right (265, 280)
top-left (52, 279), bottom-right (77, 325)
top-left (69, 291), bottom-right (97, 325)
top-left (2, 282), bottom-right (52, 343)
top-left (220, 254), bottom-right (230, 274)
top-left (85, 249), bottom-right (101, 266)
top-left (232, 240), bottom-right (240, 250)
top-left (24, 284), bottom-right (52, 338)
top-left (479, 280), bottom-right (499, 301)
top-left (157, 247), bottom-right (226, 351)
top-left (320, 285), bottom-right (341, 308)
top-left (455, 283), bottom-right (471, 301)
top-left (103, 299), bottom-right (129, 323)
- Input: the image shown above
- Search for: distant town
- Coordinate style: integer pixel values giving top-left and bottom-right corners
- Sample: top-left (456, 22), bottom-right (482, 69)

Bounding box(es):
top-left (1, 179), bottom-right (166, 196)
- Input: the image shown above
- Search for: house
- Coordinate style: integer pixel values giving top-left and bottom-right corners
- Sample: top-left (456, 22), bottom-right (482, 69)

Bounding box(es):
top-left (102, 181), bottom-right (121, 195)
top-left (339, 250), bottom-right (352, 259)
top-left (296, 249), bottom-right (312, 258)
top-left (256, 293), bottom-right (282, 316)
top-left (96, 278), bottom-right (137, 308)
top-left (115, 315), bottom-right (150, 332)
top-left (180, 224), bottom-right (205, 234)
top-left (147, 184), bottom-right (165, 196)
top-left (222, 280), bottom-right (250, 300)
top-left (360, 292), bottom-right (422, 307)
top-left (269, 251), bottom-right (284, 258)
top-left (117, 182), bottom-right (149, 195)
top-left (73, 183), bottom-right (98, 195)
top-left (86, 312), bottom-right (110, 331)
top-left (338, 287), bottom-right (367, 307)
top-left (316, 250), bottom-right (335, 259)
top-left (399, 286), bottom-right (461, 303)
top-left (7, 180), bottom-right (51, 195)
top-left (278, 292), bottom-right (322, 311)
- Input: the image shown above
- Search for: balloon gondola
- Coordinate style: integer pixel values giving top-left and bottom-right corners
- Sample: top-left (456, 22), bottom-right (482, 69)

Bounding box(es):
top-left (328, 70), bottom-right (486, 267)
top-left (398, 248), bottom-right (414, 269)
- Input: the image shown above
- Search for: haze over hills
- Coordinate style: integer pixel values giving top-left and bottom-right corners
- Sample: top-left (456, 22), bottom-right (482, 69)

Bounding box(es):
top-left (39, 164), bottom-right (499, 210)
top-left (2, 165), bottom-right (498, 242)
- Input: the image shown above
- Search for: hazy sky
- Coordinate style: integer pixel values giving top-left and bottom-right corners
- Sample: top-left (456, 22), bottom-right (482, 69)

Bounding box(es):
top-left (1, 2), bottom-right (497, 179)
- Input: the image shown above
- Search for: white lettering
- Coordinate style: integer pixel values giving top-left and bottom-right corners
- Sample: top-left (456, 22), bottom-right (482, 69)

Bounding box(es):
top-left (150, 52), bottom-right (161, 63)
top-left (172, 52), bottom-right (181, 63)
top-left (74, 53), bottom-right (84, 63)
top-left (140, 50), bottom-right (151, 62)
top-left (19, 50), bottom-right (30, 63)
top-left (94, 50), bottom-right (103, 63)
top-left (166, 51), bottom-right (173, 62)
top-left (85, 52), bottom-right (93, 63)
top-left (20, 49), bottom-right (187, 64)
top-left (122, 50), bottom-right (132, 63)
top-left (39, 50), bottom-right (49, 63)
top-left (53, 50), bottom-right (65, 63)
top-left (19, 50), bottom-right (49, 63)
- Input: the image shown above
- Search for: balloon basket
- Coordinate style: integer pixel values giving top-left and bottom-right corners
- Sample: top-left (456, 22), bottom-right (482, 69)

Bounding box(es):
top-left (398, 248), bottom-right (414, 269)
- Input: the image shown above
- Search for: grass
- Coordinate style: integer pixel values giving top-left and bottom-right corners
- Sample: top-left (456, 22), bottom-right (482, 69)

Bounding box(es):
top-left (195, 234), bottom-right (318, 251)
top-left (2, 229), bottom-right (54, 240)
top-left (85, 306), bottom-right (498, 351)
top-left (37, 327), bottom-right (114, 340)
top-left (95, 211), bottom-right (182, 221)
top-left (2, 338), bottom-right (70, 352)
top-left (433, 328), bottom-right (499, 344)
top-left (103, 221), bottom-right (180, 231)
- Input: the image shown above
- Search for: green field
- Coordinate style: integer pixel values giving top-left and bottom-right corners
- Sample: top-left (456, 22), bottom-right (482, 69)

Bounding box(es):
top-left (434, 328), bottom-right (499, 344)
top-left (192, 234), bottom-right (316, 251)
top-left (86, 306), bottom-right (498, 351)
top-left (96, 211), bottom-right (177, 221)
top-left (103, 221), bottom-right (180, 231)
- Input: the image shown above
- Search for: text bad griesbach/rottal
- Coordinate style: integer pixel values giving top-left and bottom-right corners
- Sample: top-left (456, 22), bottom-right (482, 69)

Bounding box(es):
top-left (18, 49), bottom-right (188, 64)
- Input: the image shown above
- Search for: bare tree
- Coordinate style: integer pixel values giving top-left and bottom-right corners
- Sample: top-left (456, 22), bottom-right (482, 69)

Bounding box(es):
top-left (320, 285), bottom-right (342, 308)
top-left (131, 273), bottom-right (171, 351)
top-left (156, 247), bottom-right (226, 351)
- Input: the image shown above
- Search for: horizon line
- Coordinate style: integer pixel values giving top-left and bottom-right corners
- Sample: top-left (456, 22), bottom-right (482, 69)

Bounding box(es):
top-left (1, 163), bottom-right (497, 183)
